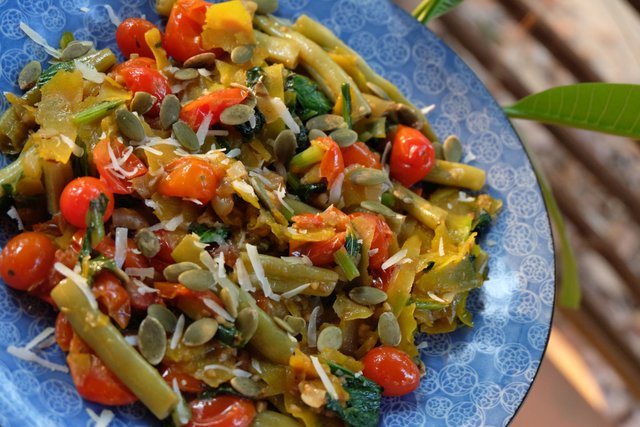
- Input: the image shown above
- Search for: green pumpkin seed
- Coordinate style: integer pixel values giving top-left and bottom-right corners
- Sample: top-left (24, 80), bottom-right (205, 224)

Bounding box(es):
top-left (349, 168), bottom-right (390, 186)
top-left (183, 52), bottom-right (217, 69)
top-left (182, 318), bottom-right (219, 346)
top-left (230, 45), bottom-right (255, 64)
top-left (60, 40), bottom-right (93, 61)
top-left (378, 312), bottom-right (401, 347)
top-left (130, 91), bottom-right (157, 115)
top-left (305, 114), bottom-right (345, 132)
top-left (173, 67), bottom-right (200, 81)
top-left (116, 108), bottom-right (145, 141)
top-left (366, 82), bottom-right (391, 100)
top-left (236, 307), bottom-right (259, 345)
top-left (317, 326), bottom-right (343, 351)
top-left (220, 104), bottom-right (254, 126)
top-left (18, 61), bottom-right (42, 91)
top-left (443, 135), bottom-right (463, 163)
top-left (220, 287), bottom-right (239, 318)
top-left (172, 120), bottom-right (200, 151)
top-left (349, 286), bottom-right (388, 305)
top-left (230, 377), bottom-right (263, 398)
top-left (274, 129), bottom-right (297, 163)
top-left (135, 228), bottom-right (161, 257)
top-left (283, 315), bottom-right (306, 335)
top-left (160, 94), bottom-right (181, 130)
top-left (394, 104), bottom-right (421, 128)
top-left (254, 0), bottom-right (278, 14)
top-left (138, 316), bottom-right (167, 365)
top-left (147, 304), bottom-right (178, 333)
top-left (273, 317), bottom-right (295, 334)
top-left (308, 129), bottom-right (327, 141)
top-left (329, 128), bottom-right (358, 148)
top-left (360, 201), bottom-right (400, 219)
top-left (178, 269), bottom-right (216, 291)
top-left (163, 262), bottom-right (201, 282)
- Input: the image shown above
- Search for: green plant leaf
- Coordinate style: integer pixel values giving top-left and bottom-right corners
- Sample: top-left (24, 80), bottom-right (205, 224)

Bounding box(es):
top-left (413, 0), bottom-right (466, 24)
top-left (504, 83), bottom-right (640, 139)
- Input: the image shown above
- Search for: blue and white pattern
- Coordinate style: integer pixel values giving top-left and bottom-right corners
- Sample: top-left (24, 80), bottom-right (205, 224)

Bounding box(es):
top-left (0, 0), bottom-right (554, 426)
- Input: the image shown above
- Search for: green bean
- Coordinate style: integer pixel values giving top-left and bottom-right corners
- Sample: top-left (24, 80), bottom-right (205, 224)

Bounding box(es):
top-left (42, 159), bottom-right (73, 215)
top-left (282, 196), bottom-right (320, 215)
top-left (51, 279), bottom-right (178, 419)
top-left (0, 107), bottom-right (33, 155)
top-left (393, 182), bottom-right (447, 230)
top-left (0, 145), bottom-right (35, 196)
top-left (254, 15), bottom-right (371, 121)
top-left (252, 410), bottom-right (303, 427)
top-left (37, 48), bottom-right (117, 88)
top-left (254, 30), bottom-right (300, 69)
top-left (423, 160), bottom-right (486, 191)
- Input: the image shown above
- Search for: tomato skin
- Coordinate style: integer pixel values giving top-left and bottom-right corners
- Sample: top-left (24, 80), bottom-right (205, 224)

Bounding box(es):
top-left (315, 137), bottom-right (344, 187)
top-left (92, 271), bottom-right (131, 329)
top-left (93, 138), bottom-right (148, 194)
top-left (290, 232), bottom-right (346, 267)
top-left (389, 125), bottom-right (435, 187)
top-left (342, 142), bottom-right (381, 169)
top-left (164, 0), bottom-right (215, 63)
top-left (157, 157), bottom-right (218, 205)
top-left (116, 18), bottom-right (158, 59)
top-left (362, 346), bottom-right (420, 397)
top-left (55, 312), bottom-right (73, 352)
top-left (348, 212), bottom-right (393, 271)
top-left (60, 177), bottom-right (114, 229)
top-left (0, 232), bottom-right (56, 291)
top-left (186, 396), bottom-right (256, 427)
top-left (162, 365), bottom-right (205, 394)
top-left (116, 62), bottom-right (171, 116)
top-left (180, 88), bottom-right (249, 131)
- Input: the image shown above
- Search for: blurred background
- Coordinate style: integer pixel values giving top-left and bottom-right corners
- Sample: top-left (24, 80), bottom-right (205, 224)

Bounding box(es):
top-left (396, 0), bottom-right (640, 426)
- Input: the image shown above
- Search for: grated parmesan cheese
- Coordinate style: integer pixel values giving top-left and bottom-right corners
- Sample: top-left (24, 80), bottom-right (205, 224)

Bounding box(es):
top-left (196, 113), bottom-right (214, 147)
top-left (381, 248), bottom-right (408, 271)
top-left (310, 356), bottom-right (338, 401)
top-left (124, 335), bottom-right (138, 346)
top-left (416, 341), bottom-right (429, 350)
top-left (235, 258), bottom-right (254, 292)
top-left (59, 134), bottom-right (84, 157)
top-left (6, 206), bottom-right (24, 230)
top-left (368, 248), bottom-right (379, 257)
top-left (280, 283), bottom-right (312, 299)
top-left (79, 6), bottom-right (89, 12)
top-left (458, 191), bottom-right (475, 202)
top-left (245, 244), bottom-right (280, 301)
top-left (132, 279), bottom-right (160, 295)
top-left (54, 262), bottom-right (98, 309)
top-left (87, 408), bottom-right (114, 427)
top-left (74, 60), bottom-right (106, 84)
top-left (438, 237), bottom-right (445, 257)
top-left (202, 298), bottom-right (235, 322)
top-left (114, 227), bottom-right (128, 268)
top-left (7, 345), bottom-right (68, 372)
top-left (381, 142), bottom-right (392, 168)
top-left (170, 314), bottom-right (185, 350)
top-left (24, 327), bottom-right (55, 351)
top-left (271, 98), bottom-right (300, 133)
top-left (420, 104), bottom-right (436, 115)
top-left (328, 172), bottom-right (344, 206)
top-left (163, 214), bottom-right (184, 231)
top-left (172, 379), bottom-right (190, 426)
top-left (427, 291), bottom-right (446, 303)
top-left (103, 5), bottom-right (121, 26)
top-left (19, 22), bottom-right (61, 58)
top-left (226, 148), bottom-right (241, 158)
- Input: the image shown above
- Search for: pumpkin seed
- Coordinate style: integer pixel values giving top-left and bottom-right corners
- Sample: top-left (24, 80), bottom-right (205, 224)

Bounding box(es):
top-left (305, 114), bottom-right (345, 132)
top-left (378, 312), bottom-right (401, 347)
top-left (230, 45), bottom-right (255, 64)
top-left (220, 104), bottom-right (254, 125)
top-left (130, 91), bottom-right (157, 115)
top-left (174, 67), bottom-right (199, 81)
top-left (360, 201), bottom-right (399, 219)
top-left (329, 128), bottom-right (358, 148)
top-left (163, 262), bottom-right (201, 282)
top-left (18, 61), bottom-right (41, 91)
top-left (116, 108), bottom-right (145, 141)
top-left (308, 129), bottom-right (327, 141)
top-left (317, 326), bottom-right (343, 351)
top-left (160, 94), bottom-right (181, 130)
top-left (178, 269), bottom-right (216, 291)
top-left (147, 304), bottom-right (178, 333)
top-left (274, 129), bottom-right (297, 163)
top-left (273, 316), bottom-right (295, 334)
top-left (138, 316), bottom-right (167, 365)
top-left (230, 377), bottom-right (263, 398)
top-left (183, 52), bottom-right (217, 69)
top-left (349, 286), bottom-right (388, 305)
top-left (182, 318), bottom-right (218, 346)
top-left (283, 315), bottom-right (306, 335)
top-left (349, 168), bottom-right (390, 186)
top-left (60, 40), bottom-right (93, 61)
top-left (220, 287), bottom-right (239, 318)
top-left (254, 0), bottom-right (278, 14)
top-left (135, 228), bottom-right (161, 257)
top-left (172, 120), bottom-right (200, 151)
top-left (366, 82), bottom-right (391, 100)
top-left (236, 307), bottom-right (259, 345)
top-left (394, 104), bottom-right (421, 129)
top-left (443, 135), bottom-right (463, 163)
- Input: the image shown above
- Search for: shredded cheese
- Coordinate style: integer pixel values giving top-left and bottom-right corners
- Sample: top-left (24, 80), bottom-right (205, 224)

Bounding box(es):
top-left (368, 248), bottom-right (379, 257)
top-left (7, 345), bottom-right (68, 372)
top-left (79, 6), bottom-right (89, 12)
top-left (6, 206), bottom-right (24, 230)
top-left (103, 5), bottom-right (121, 26)
top-left (280, 283), bottom-right (312, 299)
top-left (124, 335), bottom-right (138, 346)
top-left (19, 22), bottom-right (61, 58)
top-left (307, 305), bottom-right (322, 348)
top-left (170, 314), bottom-right (185, 350)
top-left (427, 291), bottom-right (447, 303)
top-left (438, 237), bottom-right (445, 257)
top-left (274, 185), bottom-right (293, 212)
top-left (196, 113), bottom-right (214, 147)
top-left (226, 148), bottom-right (241, 158)
top-left (245, 244), bottom-right (280, 301)
top-left (251, 358), bottom-right (263, 374)
top-left (463, 152), bottom-right (477, 163)
top-left (328, 172), bottom-right (344, 206)
top-left (132, 279), bottom-right (160, 295)
top-left (114, 227), bottom-right (128, 268)
top-left (198, 69), bottom-right (212, 77)
top-left (172, 379), bottom-right (190, 426)
top-left (59, 134), bottom-right (85, 157)
top-left (420, 104), bottom-right (436, 115)
top-left (73, 60), bottom-right (105, 84)
top-left (271, 97), bottom-right (300, 133)
top-left (310, 356), bottom-right (339, 401)
top-left (202, 298), bottom-right (235, 322)
top-left (54, 262), bottom-right (98, 309)
top-left (416, 341), bottom-right (429, 350)
top-left (24, 327), bottom-right (55, 351)
top-left (86, 408), bottom-right (114, 427)
top-left (458, 191), bottom-right (475, 202)
top-left (124, 267), bottom-right (155, 280)
top-left (106, 139), bottom-right (138, 178)
top-left (381, 248), bottom-right (409, 271)
top-left (163, 214), bottom-right (184, 231)
top-left (381, 141), bottom-right (392, 168)
top-left (235, 258), bottom-right (254, 292)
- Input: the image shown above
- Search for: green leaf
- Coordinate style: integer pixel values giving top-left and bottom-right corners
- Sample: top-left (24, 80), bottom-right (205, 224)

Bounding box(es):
top-left (188, 223), bottom-right (231, 245)
top-left (326, 361), bottom-right (382, 427)
top-left (504, 84), bottom-right (640, 139)
top-left (413, 0), bottom-right (466, 25)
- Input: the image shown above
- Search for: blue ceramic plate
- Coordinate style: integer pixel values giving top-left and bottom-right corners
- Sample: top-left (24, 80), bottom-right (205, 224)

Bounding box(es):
top-left (0, 0), bottom-right (555, 426)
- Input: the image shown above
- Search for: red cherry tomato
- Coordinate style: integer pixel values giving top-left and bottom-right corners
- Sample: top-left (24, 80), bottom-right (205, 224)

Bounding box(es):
top-left (290, 232), bottom-right (346, 267)
top-left (362, 346), bottom-right (420, 396)
top-left (164, 0), bottom-right (216, 63)
top-left (92, 271), bottom-right (131, 329)
top-left (162, 366), bottom-right (205, 394)
top-left (0, 232), bottom-right (56, 291)
top-left (389, 125), bottom-right (435, 187)
top-left (185, 396), bottom-right (256, 427)
top-left (93, 138), bottom-right (148, 194)
top-left (116, 18), bottom-right (158, 59)
top-left (180, 88), bottom-right (249, 131)
top-left (157, 157), bottom-right (218, 205)
top-left (315, 137), bottom-right (344, 187)
top-left (115, 60), bottom-right (171, 116)
top-left (349, 212), bottom-right (393, 271)
top-left (55, 312), bottom-right (73, 352)
top-left (341, 141), bottom-right (381, 169)
top-left (60, 177), bottom-right (115, 229)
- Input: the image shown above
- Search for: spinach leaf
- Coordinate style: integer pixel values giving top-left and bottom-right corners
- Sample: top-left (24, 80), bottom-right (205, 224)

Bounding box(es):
top-left (236, 108), bottom-right (265, 141)
top-left (471, 209), bottom-right (492, 235)
top-left (246, 66), bottom-right (264, 88)
top-left (285, 74), bottom-right (332, 121)
top-left (188, 223), bottom-right (231, 245)
top-left (326, 362), bottom-right (382, 427)
top-left (345, 231), bottom-right (362, 257)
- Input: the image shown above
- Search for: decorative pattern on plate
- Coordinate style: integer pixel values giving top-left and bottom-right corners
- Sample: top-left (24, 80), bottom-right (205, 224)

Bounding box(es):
top-left (0, 0), bottom-right (555, 426)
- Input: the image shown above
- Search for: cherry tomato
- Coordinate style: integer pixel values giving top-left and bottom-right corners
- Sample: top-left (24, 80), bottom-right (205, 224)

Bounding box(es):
top-left (157, 157), bottom-right (218, 205)
top-left (290, 206), bottom-right (350, 231)
top-left (55, 312), bottom-right (73, 352)
top-left (341, 142), bottom-right (381, 169)
top-left (164, 0), bottom-right (216, 63)
top-left (362, 346), bottom-right (420, 397)
top-left (0, 232), bottom-right (56, 291)
top-left (115, 60), bottom-right (171, 116)
top-left (290, 232), bottom-right (346, 267)
top-left (92, 271), bottom-right (131, 329)
top-left (93, 138), bottom-right (148, 194)
top-left (186, 396), bottom-right (256, 427)
top-left (162, 365), bottom-right (205, 394)
top-left (180, 88), bottom-right (249, 130)
top-left (389, 125), bottom-right (435, 187)
top-left (315, 137), bottom-right (344, 187)
top-left (116, 18), bottom-right (158, 59)
top-left (349, 212), bottom-right (393, 271)
top-left (60, 177), bottom-right (115, 229)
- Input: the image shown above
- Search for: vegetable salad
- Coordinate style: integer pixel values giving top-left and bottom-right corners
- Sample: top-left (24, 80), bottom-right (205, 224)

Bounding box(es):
top-left (0, 0), bottom-right (501, 426)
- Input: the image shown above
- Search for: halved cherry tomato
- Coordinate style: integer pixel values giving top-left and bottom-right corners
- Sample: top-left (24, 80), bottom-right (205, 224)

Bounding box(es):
top-left (116, 18), bottom-right (158, 59)
top-left (162, 365), bottom-right (205, 394)
top-left (290, 232), bottom-right (346, 267)
top-left (60, 177), bottom-right (115, 229)
top-left (0, 231), bottom-right (56, 291)
top-left (164, 0), bottom-right (218, 63)
top-left (362, 346), bottom-right (420, 397)
top-left (349, 212), bottom-right (393, 271)
top-left (93, 138), bottom-right (148, 194)
top-left (115, 60), bottom-right (171, 116)
top-left (55, 312), bottom-right (73, 352)
top-left (389, 125), bottom-right (435, 187)
top-left (342, 141), bottom-right (381, 169)
top-left (157, 157), bottom-right (218, 205)
top-left (291, 206), bottom-right (350, 231)
top-left (92, 271), bottom-right (131, 329)
top-left (186, 396), bottom-right (256, 427)
top-left (314, 137), bottom-right (344, 187)
top-left (112, 57), bottom-right (157, 75)
top-left (180, 88), bottom-right (249, 130)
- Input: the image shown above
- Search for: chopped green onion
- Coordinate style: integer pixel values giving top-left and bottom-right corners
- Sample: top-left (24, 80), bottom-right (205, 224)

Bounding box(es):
top-left (73, 100), bottom-right (124, 125)
top-left (289, 145), bottom-right (325, 170)
top-left (341, 83), bottom-right (352, 129)
top-left (334, 247), bottom-right (360, 281)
